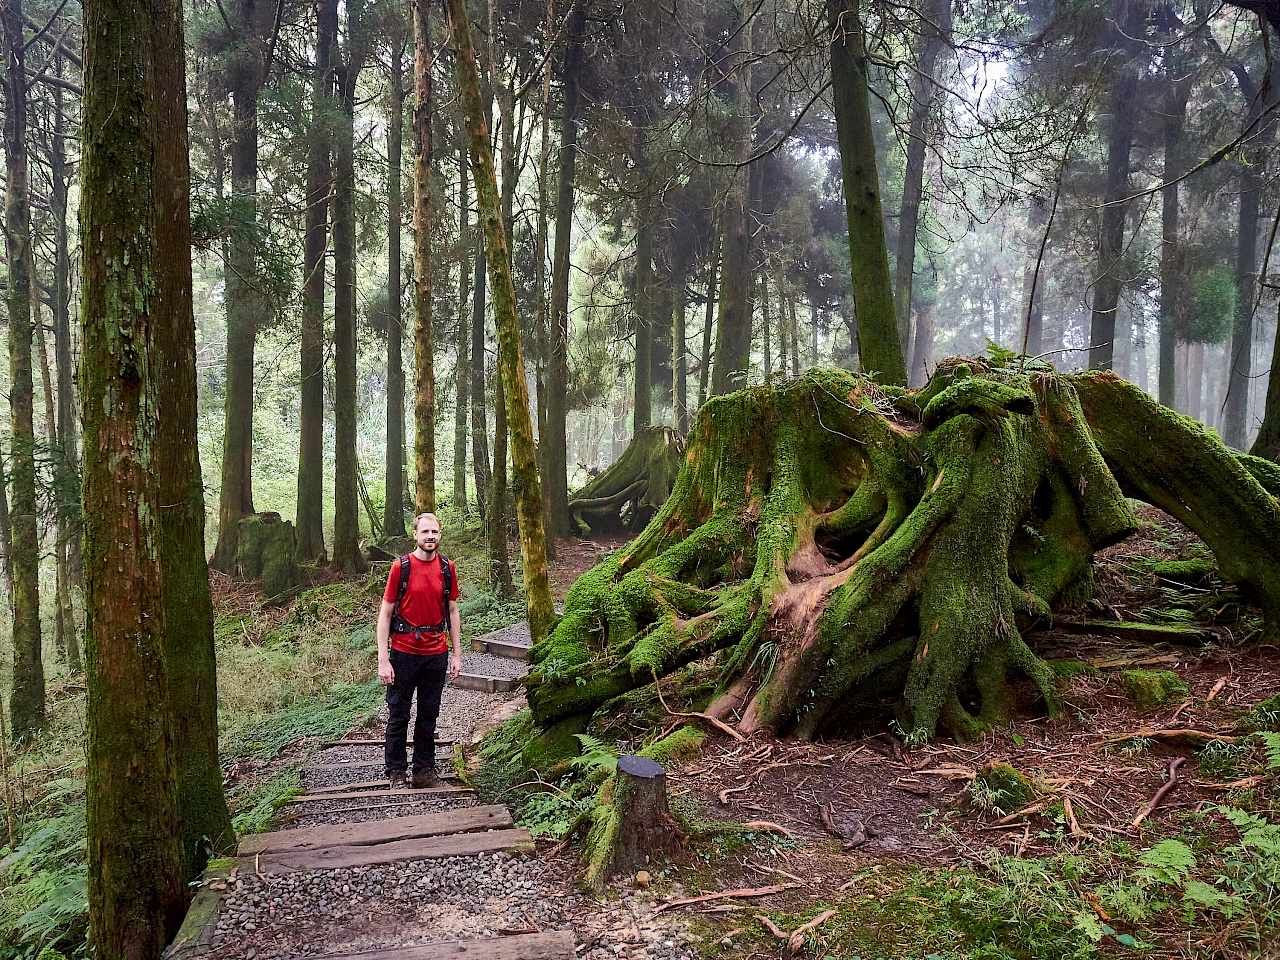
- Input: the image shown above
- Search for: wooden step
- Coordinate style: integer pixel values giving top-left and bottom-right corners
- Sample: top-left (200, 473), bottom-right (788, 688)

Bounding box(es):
top-left (308, 761), bottom-right (458, 777)
top-left (289, 784), bottom-right (473, 803)
top-left (313, 931), bottom-right (575, 960)
top-left (239, 806), bottom-right (513, 855)
top-left (451, 673), bottom-right (520, 693)
top-left (472, 638), bottom-right (531, 661)
top-left (324, 738), bottom-right (451, 747)
top-left (242, 827), bottom-right (534, 875)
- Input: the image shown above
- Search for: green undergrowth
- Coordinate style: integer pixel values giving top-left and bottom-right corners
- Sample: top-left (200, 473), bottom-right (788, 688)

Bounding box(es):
top-left (228, 762), bottom-right (305, 835)
top-left (1116, 670), bottom-right (1188, 710)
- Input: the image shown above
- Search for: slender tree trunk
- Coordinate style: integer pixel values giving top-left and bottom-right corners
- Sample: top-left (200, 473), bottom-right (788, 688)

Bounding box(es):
top-left (1019, 194), bottom-right (1049, 360)
top-left (673, 261), bottom-right (689, 433)
top-left (0, 450), bottom-right (11, 597)
top-left (444, 0), bottom-right (555, 642)
top-left (412, 0), bottom-right (437, 512)
top-left (1224, 165), bottom-right (1260, 448)
top-left (489, 375), bottom-right (513, 595)
top-left (82, 0), bottom-right (188, 950)
top-left (788, 287), bottom-right (801, 378)
top-left (760, 270), bottom-right (772, 374)
top-left (454, 144), bottom-right (471, 516)
top-left (1088, 2), bottom-right (1142, 372)
top-left (50, 62), bottom-right (81, 671)
top-left (1252, 295), bottom-right (1280, 459)
top-left (470, 238), bottom-right (492, 524)
top-left (332, 8), bottom-right (368, 575)
top-left (828, 0), bottom-right (907, 385)
top-left (910, 298), bottom-right (935, 386)
top-left (545, 0), bottom-right (585, 540)
top-left (1159, 71), bottom-right (1191, 408)
top-left (153, 0), bottom-right (235, 872)
top-left (3, 0), bottom-right (45, 738)
top-left (33, 280), bottom-right (66, 665)
top-left (212, 50), bottom-right (265, 570)
top-left (699, 227), bottom-right (719, 407)
top-left (1188, 341), bottom-right (1204, 424)
top-left (385, 42), bottom-right (408, 537)
top-left (894, 0), bottom-right (951, 352)
top-left (534, 0), bottom-right (556, 547)
top-left (297, 0), bottom-right (336, 562)
top-left (634, 197), bottom-right (655, 430)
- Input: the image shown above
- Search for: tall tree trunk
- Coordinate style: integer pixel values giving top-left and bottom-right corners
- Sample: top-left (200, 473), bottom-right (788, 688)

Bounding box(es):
top-left (910, 298), bottom-right (935, 386)
top-left (50, 62), bottom-right (81, 672)
top-left (699, 227), bottom-right (720, 407)
top-left (212, 31), bottom-right (267, 570)
top-left (444, 0), bottom-right (554, 642)
top-left (828, 0), bottom-right (907, 385)
top-left (1159, 69), bottom-right (1191, 409)
top-left (82, 0), bottom-right (188, 950)
top-left (894, 0), bottom-right (951, 352)
top-left (297, 0), bottom-right (337, 562)
top-left (673, 260), bottom-right (689, 434)
top-left (1252, 294), bottom-right (1280, 459)
top-left (332, 6), bottom-right (368, 575)
top-left (489, 375), bottom-right (514, 595)
top-left (1188, 341), bottom-right (1204, 424)
top-left (760, 270), bottom-right (772, 374)
top-left (1019, 194), bottom-right (1049, 360)
top-left (412, 0), bottom-right (437, 512)
top-left (3, 0), bottom-right (45, 739)
top-left (454, 142), bottom-right (472, 516)
top-left (1088, 1), bottom-right (1142, 372)
top-left (1224, 163), bottom-right (1261, 448)
top-left (788, 287), bottom-right (801, 378)
top-left (0, 449), bottom-right (11, 597)
top-left (33, 278), bottom-right (66, 666)
top-left (471, 239), bottom-right (492, 525)
top-left (633, 196), bottom-right (655, 430)
top-left (153, 0), bottom-right (235, 872)
top-left (534, 0), bottom-right (556, 548)
top-left (384, 40), bottom-right (408, 537)
top-left (545, 0), bottom-right (585, 540)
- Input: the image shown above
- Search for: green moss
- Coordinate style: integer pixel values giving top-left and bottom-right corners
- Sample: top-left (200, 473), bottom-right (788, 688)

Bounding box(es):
top-left (1145, 558), bottom-right (1216, 584)
top-left (965, 762), bottom-right (1036, 815)
top-left (1048, 659), bottom-right (1100, 679)
top-left (1117, 670), bottom-right (1188, 709)
top-left (640, 725), bottom-right (706, 766)
top-left (520, 715), bottom-right (587, 775)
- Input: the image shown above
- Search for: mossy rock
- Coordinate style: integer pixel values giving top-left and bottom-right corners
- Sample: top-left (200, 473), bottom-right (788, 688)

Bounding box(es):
top-left (1145, 558), bottom-right (1216, 585)
top-left (1236, 694), bottom-right (1280, 733)
top-left (964, 762), bottom-right (1036, 815)
top-left (641, 725), bottom-right (706, 767)
top-left (1048, 659), bottom-right (1100, 679)
top-left (520, 714), bottom-right (586, 775)
top-left (235, 512), bottom-right (304, 599)
top-left (1117, 670), bottom-right (1188, 709)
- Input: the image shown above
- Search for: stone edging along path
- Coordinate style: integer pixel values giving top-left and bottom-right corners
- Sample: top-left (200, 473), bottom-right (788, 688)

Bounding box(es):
top-left (166, 626), bottom-right (702, 960)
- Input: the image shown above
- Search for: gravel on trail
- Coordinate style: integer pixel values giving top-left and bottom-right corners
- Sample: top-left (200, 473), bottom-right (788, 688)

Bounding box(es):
top-left (460, 651), bottom-right (527, 680)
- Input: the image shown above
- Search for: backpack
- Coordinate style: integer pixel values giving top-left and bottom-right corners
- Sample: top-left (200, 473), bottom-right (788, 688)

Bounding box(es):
top-left (389, 554), bottom-right (453, 638)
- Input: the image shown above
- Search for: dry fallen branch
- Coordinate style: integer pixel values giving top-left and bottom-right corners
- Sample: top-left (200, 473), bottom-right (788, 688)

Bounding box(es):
top-left (1133, 757), bottom-right (1186, 827)
top-left (786, 910), bottom-right (838, 958)
top-left (1104, 729), bottom-right (1235, 748)
top-left (653, 882), bottom-right (801, 914)
top-left (1206, 678), bottom-right (1228, 702)
top-left (654, 677), bottom-right (746, 742)
top-left (718, 785), bottom-right (748, 804)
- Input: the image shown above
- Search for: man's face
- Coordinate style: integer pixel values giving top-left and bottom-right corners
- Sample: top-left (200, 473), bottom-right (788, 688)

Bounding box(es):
top-left (415, 518), bottom-right (441, 554)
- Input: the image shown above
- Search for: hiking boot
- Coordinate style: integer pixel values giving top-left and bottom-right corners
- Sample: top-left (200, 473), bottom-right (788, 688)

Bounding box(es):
top-left (412, 767), bottom-right (440, 789)
top-left (389, 770), bottom-right (408, 790)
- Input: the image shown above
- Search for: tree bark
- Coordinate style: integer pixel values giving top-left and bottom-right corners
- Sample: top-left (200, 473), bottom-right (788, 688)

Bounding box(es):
top-left (828, 0), bottom-right (907, 386)
top-left (212, 1), bottom-right (275, 571)
top-left (153, 0), bottom-right (236, 873)
top-left (82, 0), bottom-right (189, 950)
top-left (454, 141), bottom-right (472, 516)
top-left (385, 38), bottom-right (408, 538)
top-left (412, 0), bottom-right (437, 513)
top-left (545, 0), bottom-right (586, 540)
top-left (32, 266), bottom-right (67, 667)
top-left (673, 259), bottom-right (689, 434)
top-left (444, 0), bottom-right (555, 643)
top-left (297, 0), bottom-right (337, 563)
top-left (0, 449), bottom-right (11, 598)
top-left (1253, 294), bottom-right (1280, 459)
top-left (332, 1), bottom-right (369, 575)
top-left (471, 237), bottom-right (492, 525)
top-left (3, 0), bottom-right (45, 739)
top-left (1159, 66), bottom-right (1191, 409)
top-left (1019, 194), bottom-right (1049, 360)
top-left (894, 0), bottom-right (951, 353)
top-left (1087, 1), bottom-right (1142, 372)
top-left (1225, 161), bottom-right (1261, 448)
top-left (634, 195), bottom-right (655, 430)
top-left (699, 225), bottom-right (720, 408)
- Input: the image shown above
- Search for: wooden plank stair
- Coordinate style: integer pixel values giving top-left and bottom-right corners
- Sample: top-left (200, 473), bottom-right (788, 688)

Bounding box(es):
top-left (313, 932), bottom-right (575, 960)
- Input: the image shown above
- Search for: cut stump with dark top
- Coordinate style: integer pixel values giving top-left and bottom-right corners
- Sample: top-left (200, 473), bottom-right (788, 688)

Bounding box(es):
top-left (611, 755), bottom-right (683, 878)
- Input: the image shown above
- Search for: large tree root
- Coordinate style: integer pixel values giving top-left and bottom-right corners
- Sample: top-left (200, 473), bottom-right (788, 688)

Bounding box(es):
top-left (568, 425), bottom-right (685, 534)
top-left (527, 362), bottom-right (1280, 746)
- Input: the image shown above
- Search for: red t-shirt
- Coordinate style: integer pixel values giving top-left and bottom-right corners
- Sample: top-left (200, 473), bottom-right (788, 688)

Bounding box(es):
top-left (383, 554), bottom-right (460, 656)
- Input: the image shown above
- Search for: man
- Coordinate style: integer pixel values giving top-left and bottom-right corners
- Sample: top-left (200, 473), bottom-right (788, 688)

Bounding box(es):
top-left (378, 513), bottom-right (463, 789)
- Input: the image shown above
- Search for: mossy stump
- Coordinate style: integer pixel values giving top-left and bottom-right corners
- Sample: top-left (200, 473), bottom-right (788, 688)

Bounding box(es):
top-left (569, 425), bottom-right (685, 534)
top-left (1117, 670), bottom-right (1188, 709)
top-left (586, 755), bottom-right (682, 887)
top-left (525, 363), bottom-right (1280, 748)
top-left (235, 513), bottom-right (304, 599)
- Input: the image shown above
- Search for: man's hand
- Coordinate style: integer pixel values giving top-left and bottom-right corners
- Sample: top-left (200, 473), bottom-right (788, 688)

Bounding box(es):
top-left (448, 652), bottom-right (462, 681)
top-left (379, 656), bottom-right (394, 685)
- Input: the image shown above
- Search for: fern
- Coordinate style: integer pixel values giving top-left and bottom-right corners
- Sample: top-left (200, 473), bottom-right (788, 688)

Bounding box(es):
top-left (1257, 732), bottom-right (1280, 770)
top-left (1135, 838), bottom-right (1197, 887)
top-left (567, 734), bottom-right (618, 776)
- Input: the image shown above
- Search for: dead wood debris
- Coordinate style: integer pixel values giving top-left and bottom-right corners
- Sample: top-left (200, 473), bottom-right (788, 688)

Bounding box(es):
top-left (1133, 757), bottom-right (1187, 828)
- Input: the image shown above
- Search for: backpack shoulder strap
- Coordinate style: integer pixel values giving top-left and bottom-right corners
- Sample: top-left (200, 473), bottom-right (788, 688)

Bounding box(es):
top-left (440, 556), bottom-right (453, 608)
top-left (396, 555), bottom-right (412, 606)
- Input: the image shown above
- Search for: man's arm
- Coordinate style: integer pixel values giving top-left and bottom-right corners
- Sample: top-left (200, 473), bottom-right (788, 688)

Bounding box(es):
top-left (447, 598), bottom-right (462, 680)
top-left (377, 599), bottom-right (395, 684)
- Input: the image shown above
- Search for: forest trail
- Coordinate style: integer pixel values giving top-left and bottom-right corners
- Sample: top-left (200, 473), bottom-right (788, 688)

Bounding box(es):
top-left (168, 626), bottom-right (649, 960)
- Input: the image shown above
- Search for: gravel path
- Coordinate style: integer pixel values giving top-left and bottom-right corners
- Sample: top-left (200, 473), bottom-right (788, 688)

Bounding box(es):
top-left (461, 651), bottom-right (528, 680)
top-left (212, 619), bottom-right (704, 960)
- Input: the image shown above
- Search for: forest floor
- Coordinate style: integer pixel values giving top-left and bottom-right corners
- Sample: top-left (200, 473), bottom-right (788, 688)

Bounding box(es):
top-left (150, 509), bottom-right (1280, 960)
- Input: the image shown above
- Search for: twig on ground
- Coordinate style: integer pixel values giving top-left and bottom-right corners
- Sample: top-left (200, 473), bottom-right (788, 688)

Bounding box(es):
top-left (653, 676), bottom-right (746, 742)
top-left (719, 785), bottom-right (748, 804)
top-left (653, 882), bottom-right (802, 914)
top-left (1133, 757), bottom-right (1186, 827)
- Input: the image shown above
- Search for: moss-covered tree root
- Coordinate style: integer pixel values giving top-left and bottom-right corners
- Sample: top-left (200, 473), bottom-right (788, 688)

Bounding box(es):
top-left (526, 362), bottom-right (1280, 747)
top-left (568, 425), bottom-right (685, 535)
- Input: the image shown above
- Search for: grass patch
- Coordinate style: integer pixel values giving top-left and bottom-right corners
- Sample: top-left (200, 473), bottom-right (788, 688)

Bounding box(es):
top-left (229, 763), bottom-right (305, 835)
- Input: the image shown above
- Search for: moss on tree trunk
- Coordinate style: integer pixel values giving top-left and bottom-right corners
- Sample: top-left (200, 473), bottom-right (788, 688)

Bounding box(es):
top-left (568, 425), bottom-right (685, 535)
top-left (526, 361), bottom-right (1280, 746)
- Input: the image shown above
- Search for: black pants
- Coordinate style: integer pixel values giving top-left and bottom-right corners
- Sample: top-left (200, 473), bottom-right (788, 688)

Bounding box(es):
top-left (384, 648), bottom-right (448, 775)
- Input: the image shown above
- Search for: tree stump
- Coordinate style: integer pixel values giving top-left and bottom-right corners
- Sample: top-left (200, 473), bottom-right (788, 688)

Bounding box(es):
top-left (609, 755), bottom-right (683, 878)
top-left (235, 513), bottom-right (303, 599)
